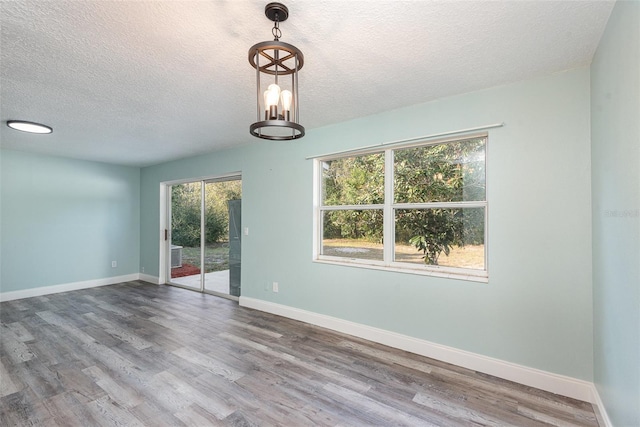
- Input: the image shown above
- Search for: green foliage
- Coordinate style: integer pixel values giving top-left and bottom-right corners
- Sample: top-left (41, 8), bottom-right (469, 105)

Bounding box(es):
top-left (205, 209), bottom-right (227, 244)
top-left (404, 209), bottom-right (463, 265)
top-left (322, 153), bottom-right (385, 242)
top-left (322, 138), bottom-right (485, 265)
top-left (322, 152), bottom-right (385, 206)
top-left (393, 139), bottom-right (485, 204)
top-left (171, 180), bottom-right (241, 248)
top-left (323, 209), bottom-right (383, 242)
top-left (171, 183), bottom-right (202, 247)
top-left (397, 139), bottom-right (486, 264)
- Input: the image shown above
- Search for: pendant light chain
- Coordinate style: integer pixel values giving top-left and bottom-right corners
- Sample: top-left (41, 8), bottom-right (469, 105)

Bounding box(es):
top-left (272, 16), bottom-right (282, 41)
top-left (272, 13), bottom-right (281, 85)
top-left (274, 14), bottom-right (280, 84)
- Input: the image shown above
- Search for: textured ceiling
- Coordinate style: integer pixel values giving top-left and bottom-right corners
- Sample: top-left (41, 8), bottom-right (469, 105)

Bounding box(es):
top-left (0, 1), bottom-right (614, 167)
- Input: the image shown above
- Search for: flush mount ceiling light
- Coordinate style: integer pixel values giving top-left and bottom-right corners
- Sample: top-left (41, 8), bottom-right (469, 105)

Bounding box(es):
top-left (249, 2), bottom-right (304, 140)
top-left (7, 120), bottom-right (53, 134)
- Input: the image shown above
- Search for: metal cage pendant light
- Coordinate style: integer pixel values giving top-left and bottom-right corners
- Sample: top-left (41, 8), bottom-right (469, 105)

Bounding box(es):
top-left (249, 2), bottom-right (304, 140)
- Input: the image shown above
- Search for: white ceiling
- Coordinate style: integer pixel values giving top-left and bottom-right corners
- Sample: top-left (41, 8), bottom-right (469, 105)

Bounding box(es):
top-left (1, 0), bottom-right (614, 167)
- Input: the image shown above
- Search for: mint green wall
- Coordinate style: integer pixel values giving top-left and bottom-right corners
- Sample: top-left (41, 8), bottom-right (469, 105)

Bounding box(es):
top-left (591, 1), bottom-right (640, 425)
top-left (141, 68), bottom-right (593, 380)
top-left (0, 149), bottom-right (140, 292)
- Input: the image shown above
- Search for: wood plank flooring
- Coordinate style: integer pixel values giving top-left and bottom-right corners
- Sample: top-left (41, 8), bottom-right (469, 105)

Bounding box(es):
top-left (1, 281), bottom-right (599, 426)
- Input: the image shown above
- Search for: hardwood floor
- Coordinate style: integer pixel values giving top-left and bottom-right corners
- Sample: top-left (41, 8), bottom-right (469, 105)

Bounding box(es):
top-left (1, 281), bottom-right (598, 426)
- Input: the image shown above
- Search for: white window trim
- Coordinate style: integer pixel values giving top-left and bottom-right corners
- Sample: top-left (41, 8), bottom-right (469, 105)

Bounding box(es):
top-left (312, 133), bottom-right (488, 283)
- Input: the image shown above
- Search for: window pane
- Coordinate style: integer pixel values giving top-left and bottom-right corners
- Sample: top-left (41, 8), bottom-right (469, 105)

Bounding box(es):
top-left (171, 182), bottom-right (202, 289)
top-left (322, 210), bottom-right (383, 261)
top-left (395, 207), bottom-right (485, 270)
top-left (394, 138), bottom-right (486, 203)
top-left (322, 153), bottom-right (384, 206)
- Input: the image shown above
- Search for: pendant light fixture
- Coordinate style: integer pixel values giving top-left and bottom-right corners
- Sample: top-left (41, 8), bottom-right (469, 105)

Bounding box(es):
top-left (249, 2), bottom-right (304, 140)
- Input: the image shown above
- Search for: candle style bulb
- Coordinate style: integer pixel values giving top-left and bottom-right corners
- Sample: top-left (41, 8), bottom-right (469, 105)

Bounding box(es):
top-left (263, 90), bottom-right (270, 120)
top-left (266, 84), bottom-right (281, 119)
top-left (267, 83), bottom-right (281, 97)
top-left (281, 90), bottom-right (292, 121)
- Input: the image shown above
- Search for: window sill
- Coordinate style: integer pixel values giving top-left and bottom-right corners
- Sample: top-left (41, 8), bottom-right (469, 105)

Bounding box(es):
top-left (313, 258), bottom-right (488, 283)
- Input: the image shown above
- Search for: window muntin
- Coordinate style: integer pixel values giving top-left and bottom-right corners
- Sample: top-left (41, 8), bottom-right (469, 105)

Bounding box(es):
top-left (316, 135), bottom-right (487, 279)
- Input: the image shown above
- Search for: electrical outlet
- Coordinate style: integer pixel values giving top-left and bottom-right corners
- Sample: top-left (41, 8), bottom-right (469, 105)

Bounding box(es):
top-left (272, 282), bottom-right (279, 293)
top-left (142, 267), bottom-right (145, 273)
top-left (111, 261), bottom-right (117, 268)
top-left (244, 227), bottom-right (249, 236)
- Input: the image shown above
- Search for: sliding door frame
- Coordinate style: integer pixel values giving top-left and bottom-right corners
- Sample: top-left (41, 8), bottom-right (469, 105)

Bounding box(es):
top-left (159, 172), bottom-right (241, 297)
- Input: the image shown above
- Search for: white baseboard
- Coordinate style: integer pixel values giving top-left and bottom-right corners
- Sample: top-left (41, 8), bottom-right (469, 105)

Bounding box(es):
top-left (590, 384), bottom-right (613, 427)
top-left (240, 296), bottom-right (596, 404)
top-left (0, 274), bottom-right (141, 302)
top-left (138, 274), bottom-right (160, 284)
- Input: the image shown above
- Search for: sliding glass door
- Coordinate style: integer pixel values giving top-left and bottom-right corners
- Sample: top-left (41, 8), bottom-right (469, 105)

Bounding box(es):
top-left (169, 182), bottom-right (203, 291)
top-left (168, 176), bottom-right (242, 299)
top-left (202, 179), bottom-right (242, 296)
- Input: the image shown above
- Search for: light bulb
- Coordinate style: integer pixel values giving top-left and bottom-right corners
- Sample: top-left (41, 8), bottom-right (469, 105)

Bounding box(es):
top-left (267, 83), bottom-right (281, 97)
top-left (265, 84), bottom-right (281, 119)
top-left (280, 90), bottom-right (292, 121)
top-left (266, 86), bottom-right (280, 107)
top-left (281, 90), bottom-right (292, 110)
top-left (263, 91), bottom-right (270, 120)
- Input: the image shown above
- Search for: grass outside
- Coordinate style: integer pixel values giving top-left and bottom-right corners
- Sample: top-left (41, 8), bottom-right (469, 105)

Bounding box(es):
top-left (180, 242), bottom-right (229, 272)
top-left (322, 238), bottom-right (484, 270)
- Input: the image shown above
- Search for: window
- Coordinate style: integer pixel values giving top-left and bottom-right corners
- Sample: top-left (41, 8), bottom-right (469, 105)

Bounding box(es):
top-left (315, 135), bottom-right (487, 281)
